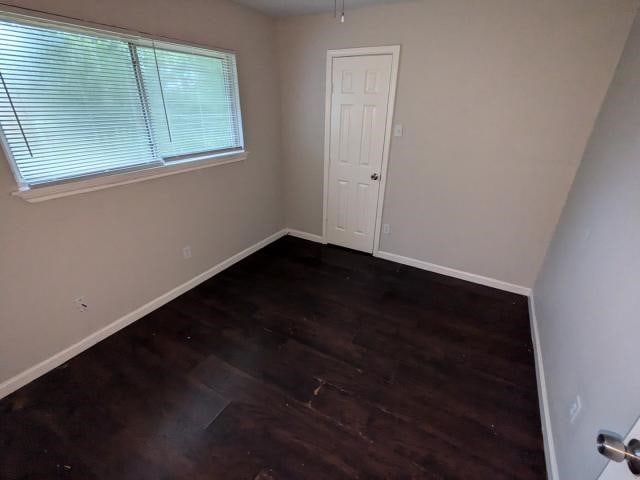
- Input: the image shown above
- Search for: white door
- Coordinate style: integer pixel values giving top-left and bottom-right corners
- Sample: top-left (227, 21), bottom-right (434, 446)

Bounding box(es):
top-left (599, 416), bottom-right (640, 479)
top-left (326, 54), bottom-right (393, 253)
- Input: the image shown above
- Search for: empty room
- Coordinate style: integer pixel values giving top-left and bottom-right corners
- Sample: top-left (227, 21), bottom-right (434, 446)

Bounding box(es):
top-left (1, 0), bottom-right (639, 478)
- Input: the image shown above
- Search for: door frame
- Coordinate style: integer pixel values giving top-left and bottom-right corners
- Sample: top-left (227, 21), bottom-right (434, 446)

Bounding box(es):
top-left (322, 45), bottom-right (401, 254)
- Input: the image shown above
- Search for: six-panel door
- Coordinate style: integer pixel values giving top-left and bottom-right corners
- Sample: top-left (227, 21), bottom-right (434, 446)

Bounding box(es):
top-left (326, 54), bottom-right (393, 253)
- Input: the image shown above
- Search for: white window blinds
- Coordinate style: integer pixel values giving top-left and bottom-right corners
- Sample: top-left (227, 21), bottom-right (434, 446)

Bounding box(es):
top-left (137, 46), bottom-right (243, 159)
top-left (0, 14), bottom-right (244, 188)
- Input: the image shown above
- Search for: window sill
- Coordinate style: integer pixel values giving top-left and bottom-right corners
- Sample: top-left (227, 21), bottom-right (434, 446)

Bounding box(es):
top-left (12, 150), bottom-right (248, 203)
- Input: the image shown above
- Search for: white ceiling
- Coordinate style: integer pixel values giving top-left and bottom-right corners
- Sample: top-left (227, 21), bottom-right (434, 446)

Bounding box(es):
top-left (230, 0), bottom-right (411, 17)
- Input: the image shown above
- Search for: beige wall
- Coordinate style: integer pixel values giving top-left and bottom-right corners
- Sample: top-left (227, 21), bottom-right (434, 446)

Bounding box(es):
top-left (277, 0), bottom-right (637, 288)
top-left (534, 10), bottom-right (640, 479)
top-left (0, 0), bottom-right (284, 384)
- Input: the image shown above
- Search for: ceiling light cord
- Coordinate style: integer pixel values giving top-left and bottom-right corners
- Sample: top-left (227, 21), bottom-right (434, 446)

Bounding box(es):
top-left (334, 0), bottom-right (345, 23)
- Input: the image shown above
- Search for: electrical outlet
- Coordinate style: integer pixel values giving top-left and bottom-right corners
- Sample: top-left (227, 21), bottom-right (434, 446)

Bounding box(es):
top-left (393, 124), bottom-right (403, 137)
top-left (74, 297), bottom-right (88, 312)
top-left (569, 394), bottom-right (582, 424)
top-left (183, 245), bottom-right (192, 259)
top-left (382, 224), bottom-right (390, 234)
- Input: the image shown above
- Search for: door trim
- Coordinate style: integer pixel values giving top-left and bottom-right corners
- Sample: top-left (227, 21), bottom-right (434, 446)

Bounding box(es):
top-left (322, 45), bottom-right (401, 254)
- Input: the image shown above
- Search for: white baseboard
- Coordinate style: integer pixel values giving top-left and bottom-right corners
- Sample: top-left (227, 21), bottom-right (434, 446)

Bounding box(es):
top-left (529, 296), bottom-right (559, 480)
top-left (287, 229), bottom-right (326, 244)
top-left (0, 228), bottom-right (288, 400)
top-left (374, 250), bottom-right (531, 296)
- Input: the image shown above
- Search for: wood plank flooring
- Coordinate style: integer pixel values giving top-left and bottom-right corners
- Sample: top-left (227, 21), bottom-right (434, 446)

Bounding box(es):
top-left (0, 236), bottom-right (546, 479)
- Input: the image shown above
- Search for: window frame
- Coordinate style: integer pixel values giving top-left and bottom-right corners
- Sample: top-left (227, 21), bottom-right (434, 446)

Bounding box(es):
top-left (0, 7), bottom-right (246, 201)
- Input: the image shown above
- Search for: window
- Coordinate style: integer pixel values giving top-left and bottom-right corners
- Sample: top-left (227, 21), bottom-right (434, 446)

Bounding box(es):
top-left (136, 47), bottom-right (243, 160)
top-left (0, 13), bottom-right (244, 189)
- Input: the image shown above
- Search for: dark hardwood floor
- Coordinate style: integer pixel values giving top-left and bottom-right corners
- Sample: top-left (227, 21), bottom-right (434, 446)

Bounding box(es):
top-left (0, 236), bottom-right (546, 479)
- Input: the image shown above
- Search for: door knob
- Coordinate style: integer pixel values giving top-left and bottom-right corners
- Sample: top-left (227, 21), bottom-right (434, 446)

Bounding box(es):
top-left (597, 432), bottom-right (640, 475)
top-left (371, 173), bottom-right (380, 181)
